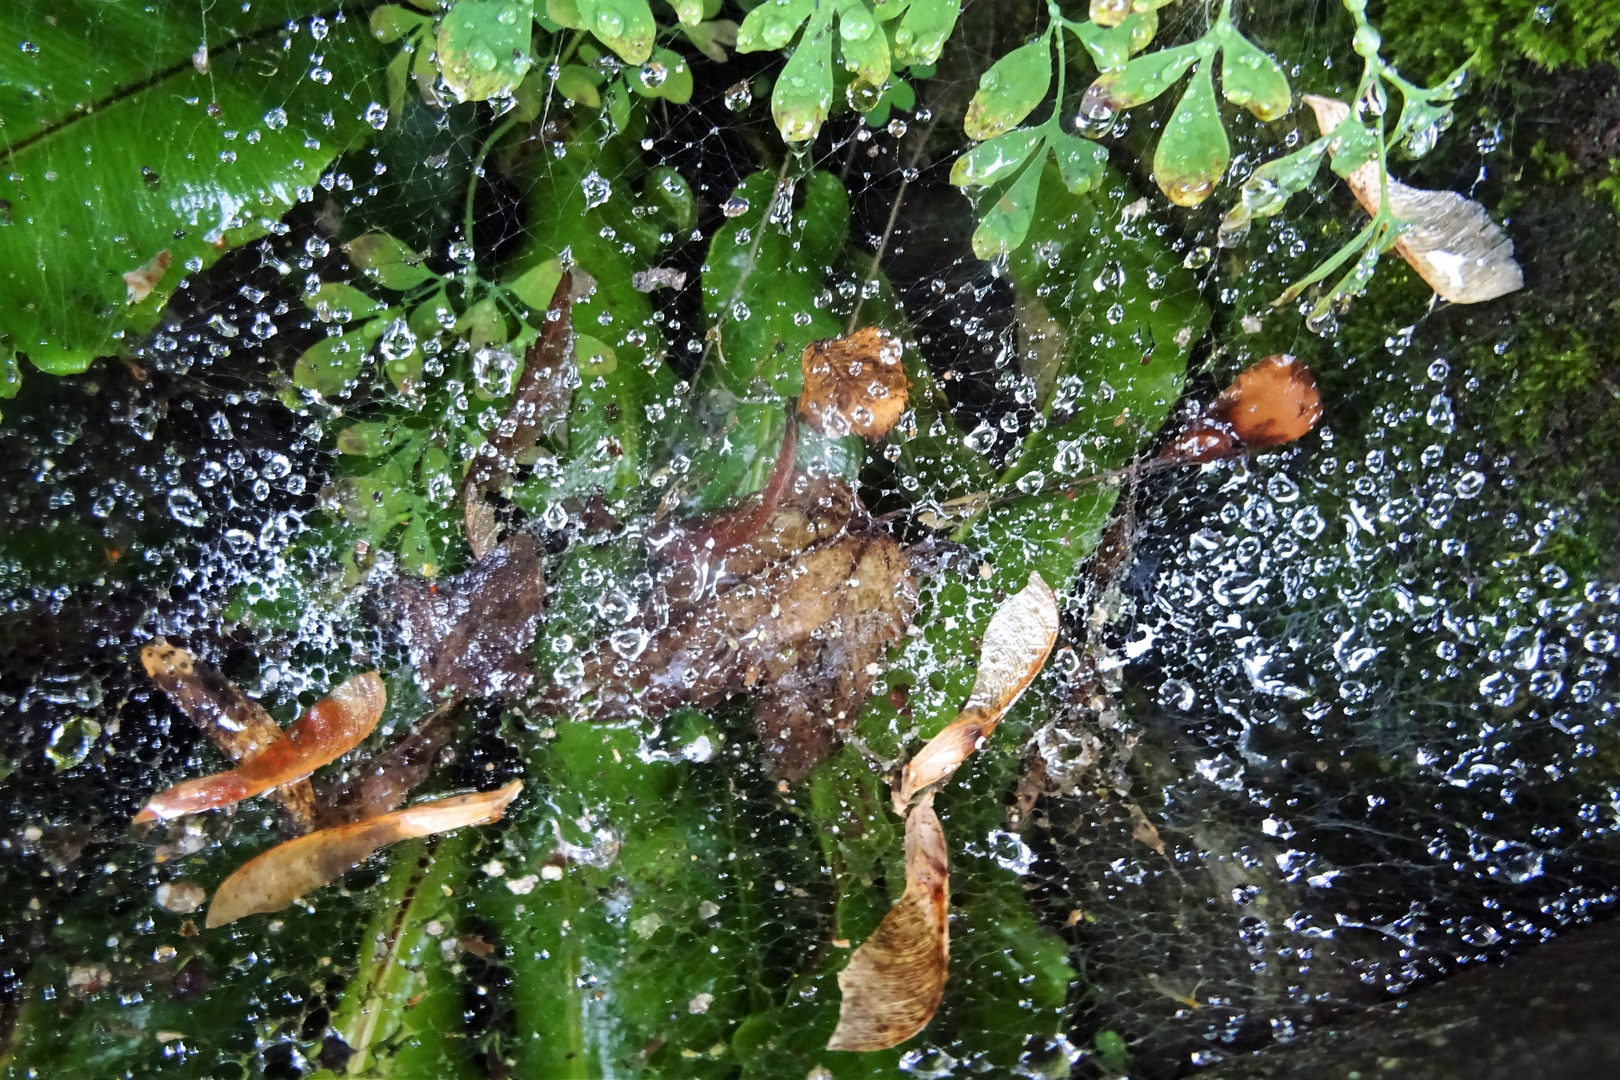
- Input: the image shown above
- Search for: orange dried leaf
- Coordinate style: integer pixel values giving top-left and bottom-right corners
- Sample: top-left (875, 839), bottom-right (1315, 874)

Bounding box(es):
top-left (798, 327), bottom-right (910, 442)
top-left (135, 673), bottom-right (386, 823)
top-left (140, 641), bottom-right (315, 826)
top-left (124, 250), bottom-right (172, 303)
top-left (895, 573), bottom-right (1060, 812)
top-left (827, 795), bottom-right (950, 1051)
top-left (1303, 95), bottom-right (1522, 305)
top-left (1210, 353), bottom-right (1322, 449)
top-left (206, 781), bottom-right (521, 927)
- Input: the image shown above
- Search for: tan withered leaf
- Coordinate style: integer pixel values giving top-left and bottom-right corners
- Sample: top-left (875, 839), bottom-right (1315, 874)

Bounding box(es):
top-left (207, 781), bottom-right (521, 927)
top-left (895, 573), bottom-right (1060, 813)
top-left (135, 673), bottom-right (385, 824)
top-left (1304, 95), bottom-right (1523, 305)
top-left (827, 794), bottom-right (950, 1051)
top-left (798, 327), bottom-right (910, 442)
top-left (389, 534), bottom-right (544, 701)
top-left (140, 641), bottom-right (316, 827)
top-left (557, 476), bottom-right (918, 779)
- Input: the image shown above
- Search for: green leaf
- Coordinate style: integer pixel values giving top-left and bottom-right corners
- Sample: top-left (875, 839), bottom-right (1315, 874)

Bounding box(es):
top-left (546, 0), bottom-right (587, 28)
top-left (294, 329), bottom-right (374, 397)
top-left (1071, 10), bottom-right (1156, 71)
top-left (1237, 136), bottom-right (1329, 217)
top-left (397, 511), bottom-right (442, 577)
top-left (665, 0), bottom-right (704, 25)
top-left (643, 165), bottom-right (698, 232)
top-left (606, 77), bottom-right (632, 133)
top-left (370, 4), bottom-right (433, 43)
top-left (884, 0), bottom-right (961, 68)
top-left (328, 837), bottom-right (482, 1079)
top-left (505, 257), bottom-right (566, 310)
top-left (950, 128), bottom-right (1043, 188)
top-left (0, 5), bottom-right (382, 377)
top-left (836, 0), bottom-right (891, 90)
top-left (386, 44), bottom-right (413, 122)
top-left (336, 421), bottom-right (405, 457)
top-left (555, 63), bottom-right (603, 107)
top-left (1050, 130), bottom-right (1109, 194)
top-left (971, 158), bottom-right (1043, 259)
top-left (964, 37), bottom-right (1052, 141)
top-left (1217, 27), bottom-right (1291, 121)
top-left (1082, 41), bottom-right (1199, 112)
top-left (1152, 61), bottom-right (1230, 207)
top-left (1327, 115), bottom-right (1379, 178)
top-left (576, 0), bottom-right (658, 63)
top-left (456, 297), bottom-right (509, 348)
top-left (304, 283), bottom-right (386, 322)
top-left (345, 233), bottom-right (437, 290)
top-left (436, 0), bottom-right (537, 102)
top-left (628, 46), bottom-right (694, 103)
top-left (773, 6), bottom-right (835, 142)
top-left (409, 290), bottom-right (455, 340)
top-left (862, 75), bottom-right (916, 126)
top-left (735, 0), bottom-right (813, 52)
top-left (575, 333), bottom-right (618, 375)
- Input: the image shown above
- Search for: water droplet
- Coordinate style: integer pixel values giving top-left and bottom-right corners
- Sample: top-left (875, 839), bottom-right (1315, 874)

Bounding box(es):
top-left (379, 318), bottom-right (417, 362)
top-left (1015, 470), bottom-right (1045, 495)
top-left (264, 105), bottom-right (289, 128)
top-left (596, 10), bottom-right (625, 38)
top-left (581, 170), bottom-right (612, 208)
top-left (166, 487), bottom-right (207, 527)
top-left (1182, 247), bottom-right (1212, 270)
top-left (1455, 471), bottom-right (1486, 499)
top-left (964, 421), bottom-right (997, 455)
top-left (637, 61), bottom-right (669, 88)
top-left (365, 102), bottom-right (389, 129)
top-left (472, 345), bottom-right (520, 397)
top-left (724, 81), bottom-right (753, 110)
top-left (722, 194), bottom-right (751, 218)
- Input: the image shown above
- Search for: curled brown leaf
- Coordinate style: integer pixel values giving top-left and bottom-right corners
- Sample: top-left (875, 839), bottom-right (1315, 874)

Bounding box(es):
top-left (389, 533), bottom-right (544, 701)
top-left (139, 641), bottom-right (317, 826)
top-left (827, 795), bottom-right (950, 1052)
top-left (895, 573), bottom-right (1060, 813)
top-left (206, 781), bottom-right (522, 927)
top-left (314, 702), bottom-right (460, 828)
top-left (560, 476), bottom-right (917, 778)
top-left (1303, 95), bottom-right (1522, 305)
top-left (134, 673), bottom-right (385, 824)
top-left (1167, 354), bottom-right (1323, 463)
top-left (798, 327), bottom-right (910, 442)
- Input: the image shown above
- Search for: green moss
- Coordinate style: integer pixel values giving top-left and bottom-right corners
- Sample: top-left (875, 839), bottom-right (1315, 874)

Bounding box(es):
top-left (1376, 0), bottom-right (1620, 77)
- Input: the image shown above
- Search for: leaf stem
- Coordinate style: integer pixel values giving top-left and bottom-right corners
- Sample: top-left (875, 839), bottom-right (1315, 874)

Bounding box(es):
top-left (463, 113), bottom-right (521, 267)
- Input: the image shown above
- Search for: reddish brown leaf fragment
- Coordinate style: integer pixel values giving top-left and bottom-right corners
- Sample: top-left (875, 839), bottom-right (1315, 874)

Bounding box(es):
top-left (206, 781), bottom-right (522, 927)
top-left (799, 327), bottom-right (910, 442)
top-left (464, 272), bottom-right (578, 494)
top-left (134, 673), bottom-right (385, 824)
top-left (389, 533), bottom-right (544, 701)
top-left (827, 795), bottom-right (950, 1051)
top-left (139, 641), bottom-right (315, 827)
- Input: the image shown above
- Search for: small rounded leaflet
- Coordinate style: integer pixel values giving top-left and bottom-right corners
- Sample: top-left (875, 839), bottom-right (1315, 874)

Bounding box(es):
top-left (1169, 354), bottom-right (1322, 462)
top-left (797, 326), bottom-right (910, 442)
top-left (133, 672), bottom-right (386, 824)
top-left (206, 781), bottom-right (522, 927)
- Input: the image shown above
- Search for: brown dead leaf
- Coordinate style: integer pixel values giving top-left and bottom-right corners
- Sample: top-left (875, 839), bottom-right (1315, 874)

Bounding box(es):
top-left (559, 476), bottom-right (917, 778)
top-left (1304, 95), bottom-right (1523, 305)
top-left (1129, 803), bottom-right (1166, 855)
top-left (124, 250), bottom-right (172, 303)
top-left (827, 794), bottom-right (950, 1051)
top-left (1168, 355), bottom-right (1322, 462)
top-left (895, 573), bottom-right (1060, 813)
top-left (464, 270), bottom-right (578, 495)
top-left (206, 781), bottom-right (521, 927)
top-left (798, 327), bottom-right (909, 442)
top-left (314, 702), bottom-right (460, 828)
top-left (140, 641), bottom-right (316, 826)
top-left (135, 672), bottom-right (385, 824)
top-left (389, 533), bottom-right (544, 701)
